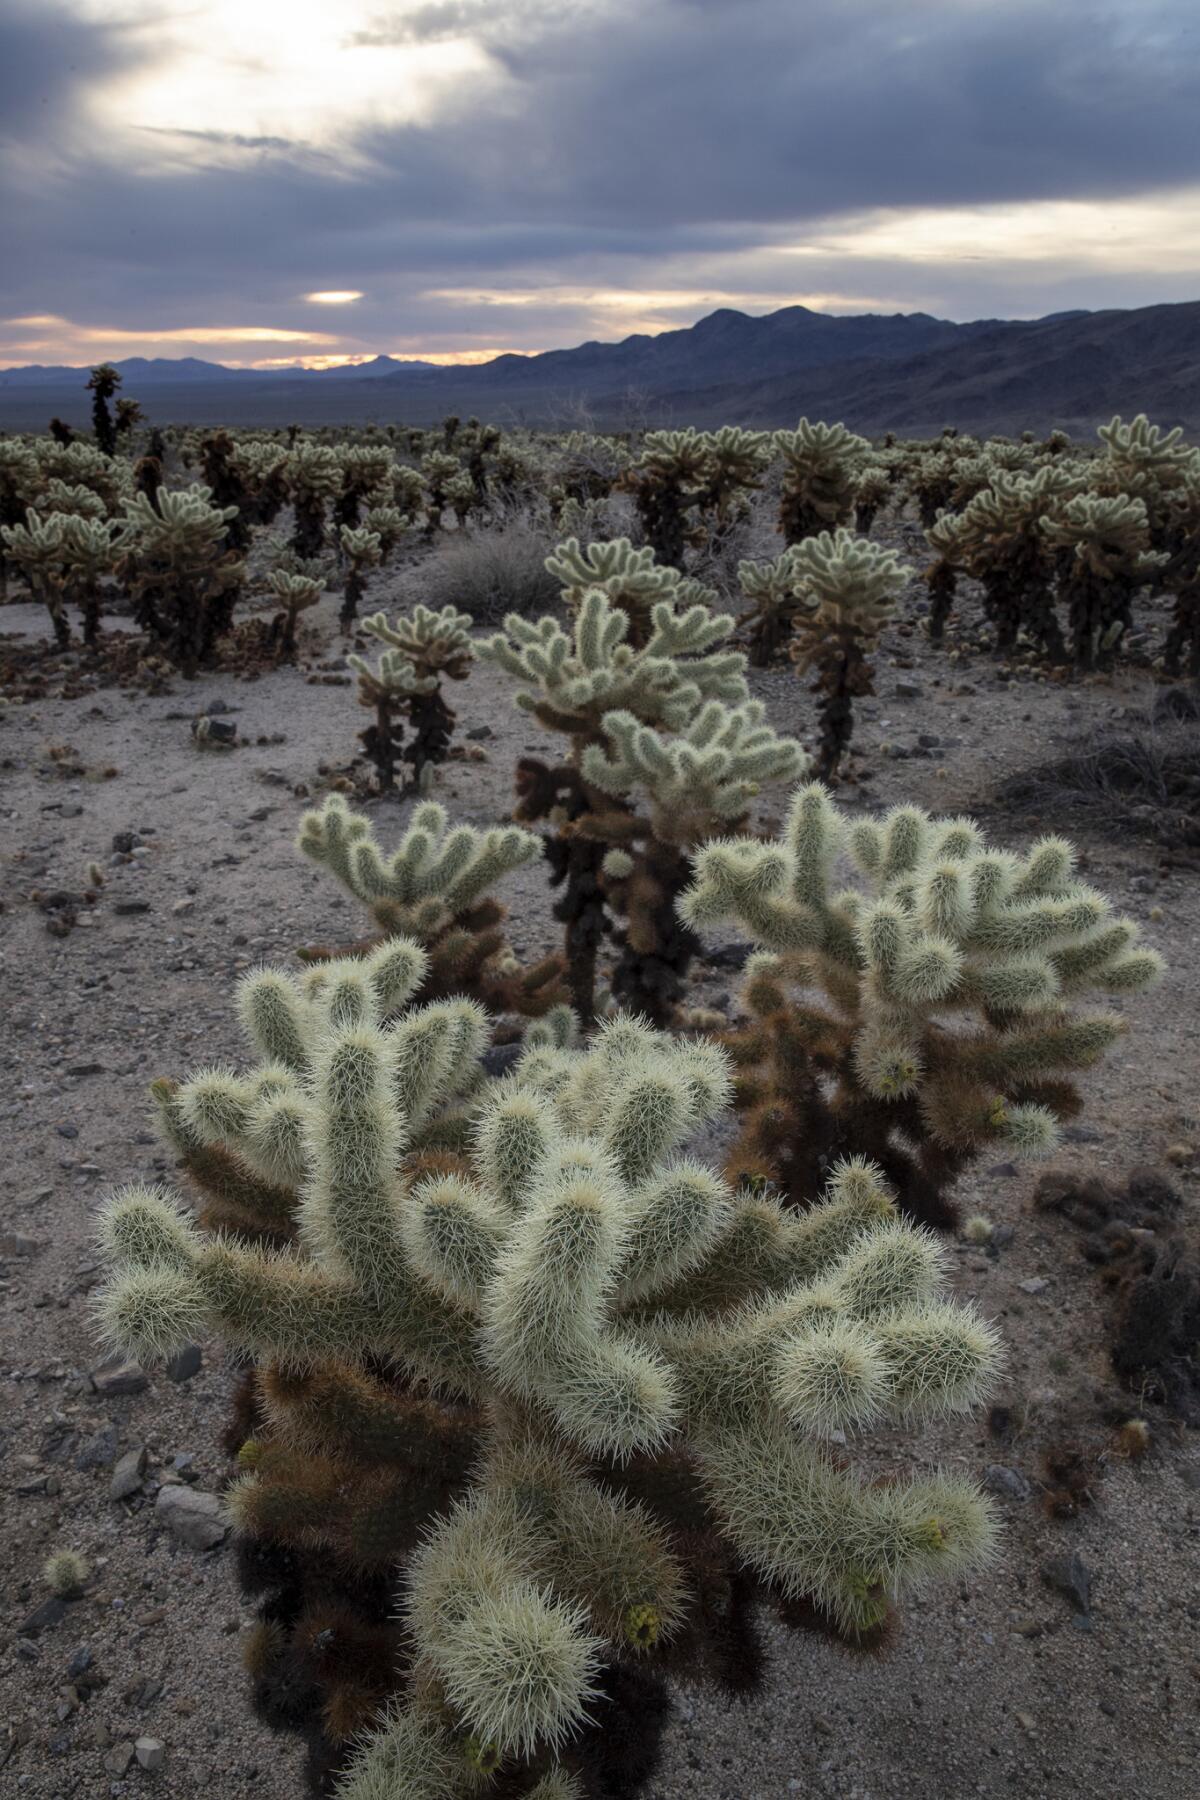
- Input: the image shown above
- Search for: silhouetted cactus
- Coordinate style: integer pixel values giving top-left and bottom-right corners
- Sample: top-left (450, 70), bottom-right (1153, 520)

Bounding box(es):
top-left (87, 363), bottom-right (121, 457)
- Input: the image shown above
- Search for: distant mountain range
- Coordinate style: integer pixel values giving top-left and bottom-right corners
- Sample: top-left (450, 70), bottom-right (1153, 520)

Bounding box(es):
top-left (1, 300), bottom-right (1197, 434)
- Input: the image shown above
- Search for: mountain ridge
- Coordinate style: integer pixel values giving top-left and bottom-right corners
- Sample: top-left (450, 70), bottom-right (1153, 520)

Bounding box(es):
top-left (1, 299), bottom-right (1197, 434)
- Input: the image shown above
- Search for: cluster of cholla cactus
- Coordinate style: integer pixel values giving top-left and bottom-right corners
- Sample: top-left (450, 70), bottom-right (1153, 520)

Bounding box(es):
top-left (1041, 493), bottom-right (1166, 669)
top-left (1, 509), bottom-right (115, 650)
top-left (943, 465), bottom-right (1078, 657)
top-left (96, 944), bottom-right (1001, 1795)
top-left (774, 419), bottom-right (870, 544)
top-left (1095, 414), bottom-right (1200, 676)
top-left (478, 542), bottom-right (802, 1025)
top-left (788, 531), bottom-right (910, 779)
top-left (682, 782), bottom-right (1163, 1229)
top-left (296, 794), bottom-right (565, 1016)
top-left (115, 485), bottom-right (245, 675)
top-left (619, 429), bottom-right (770, 569)
top-left (348, 605), bottom-right (474, 791)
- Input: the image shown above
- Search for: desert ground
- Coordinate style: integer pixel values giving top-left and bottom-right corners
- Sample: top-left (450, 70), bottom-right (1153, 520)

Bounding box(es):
top-left (1, 502), bottom-right (1197, 1800)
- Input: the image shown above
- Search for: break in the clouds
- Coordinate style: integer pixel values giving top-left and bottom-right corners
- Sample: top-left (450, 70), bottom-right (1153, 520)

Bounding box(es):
top-left (1, 0), bottom-right (1199, 367)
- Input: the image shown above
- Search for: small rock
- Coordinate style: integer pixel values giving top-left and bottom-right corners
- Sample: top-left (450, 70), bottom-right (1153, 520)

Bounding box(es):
top-left (0, 1231), bottom-right (40, 1256)
top-left (113, 900), bottom-right (152, 916)
top-left (110, 1446), bottom-right (148, 1501)
top-left (67, 1646), bottom-right (93, 1679)
top-left (56, 1122), bottom-right (79, 1139)
top-left (90, 1354), bottom-right (148, 1396)
top-left (987, 1162), bottom-right (1018, 1179)
top-left (76, 1425), bottom-right (120, 1471)
top-left (112, 832), bottom-right (140, 854)
top-left (984, 1464), bottom-right (1031, 1501)
top-left (1062, 1124), bottom-right (1102, 1144)
top-left (1018, 1277), bottom-right (1048, 1295)
top-left (20, 1596), bottom-right (68, 1637)
top-left (135, 1738), bottom-right (165, 1771)
top-left (1041, 1550), bottom-right (1091, 1615)
top-left (104, 1742), bottom-right (136, 1777)
top-left (894, 679), bottom-right (923, 698)
top-left (165, 1343), bottom-right (202, 1384)
top-left (991, 1223), bottom-right (1015, 1248)
top-left (155, 1485), bottom-right (228, 1550)
top-left (465, 724), bottom-right (493, 741)
top-left (480, 1043), bottom-right (522, 1079)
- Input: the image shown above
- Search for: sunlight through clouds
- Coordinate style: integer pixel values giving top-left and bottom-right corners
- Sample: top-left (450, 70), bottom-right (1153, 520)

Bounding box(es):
top-left (78, 0), bottom-right (494, 143)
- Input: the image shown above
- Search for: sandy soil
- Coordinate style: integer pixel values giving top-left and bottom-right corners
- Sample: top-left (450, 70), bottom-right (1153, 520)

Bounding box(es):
top-left (1, 537), bottom-right (1197, 1800)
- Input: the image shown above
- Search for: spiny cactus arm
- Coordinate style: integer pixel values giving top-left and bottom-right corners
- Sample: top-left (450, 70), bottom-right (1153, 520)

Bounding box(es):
top-left (481, 1149), bottom-right (680, 1458)
top-left (389, 997), bottom-right (489, 1132)
top-left (679, 839), bottom-right (828, 952)
top-left (698, 1423), bottom-right (995, 1632)
top-left (149, 1078), bottom-right (300, 1232)
top-left (406, 1489), bottom-right (606, 1763)
top-left (485, 1430), bottom-right (689, 1649)
top-left (400, 1170), bottom-right (509, 1306)
top-left (581, 704), bottom-right (807, 827)
top-left (96, 1181), bottom-right (483, 1387)
top-left (334, 1702), bottom-right (476, 1800)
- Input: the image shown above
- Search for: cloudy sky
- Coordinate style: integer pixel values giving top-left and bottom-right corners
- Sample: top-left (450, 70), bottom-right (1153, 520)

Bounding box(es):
top-left (2, 0), bottom-right (1198, 369)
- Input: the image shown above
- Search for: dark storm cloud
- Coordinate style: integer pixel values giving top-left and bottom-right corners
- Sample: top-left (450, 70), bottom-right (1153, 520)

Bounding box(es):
top-left (2, 0), bottom-right (1199, 355)
top-left (0, 2), bottom-right (147, 141)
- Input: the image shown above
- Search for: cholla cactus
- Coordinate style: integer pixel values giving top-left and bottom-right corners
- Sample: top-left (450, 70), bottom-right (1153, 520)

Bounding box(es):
top-left (923, 510), bottom-right (968, 644)
top-left (773, 419), bottom-right (870, 544)
top-left (853, 462), bottom-right (892, 535)
top-left (59, 514), bottom-right (116, 647)
top-left (1041, 493), bottom-right (1166, 668)
top-left (334, 446), bottom-right (397, 534)
top-left (35, 479), bottom-right (108, 523)
top-left (693, 426), bottom-right (773, 544)
top-left (1096, 414), bottom-right (1198, 525)
top-left (362, 504), bottom-right (408, 559)
top-left (443, 469), bottom-right (478, 528)
top-left (0, 442), bottom-right (40, 602)
top-left (349, 605), bottom-right (474, 785)
top-left (620, 431), bottom-right (709, 569)
top-left (1, 509), bottom-right (72, 647)
top-left (97, 956), bottom-right (1000, 1794)
top-left (116, 485), bottom-right (245, 674)
top-left (297, 795), bottom-right (565, 1016)
top-left (87, 363), bottom-right (121, 457)
top-left (421, 452), bottom-right (463, 536)
top-left (736, 547), bottom-right (806, 666)
top-left (545, 537), bottom-right (715, 649)
top-left (788, 531), bottom-right (909, 779)
top-left (287, 442), bottom-right (342, 558)
top-left (339, 526), bottom-right (383, 631)
top-left (954, 465), bottom-right (1079, 656)
top-left (266, 570), bottom-right (322, 658)
top-left (1159, 467), bottom-right (1200, 676)
top-left (681, 783), bottom-right (1163, 1227)
top-left (478, 549), bottom-right (780, 1023)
